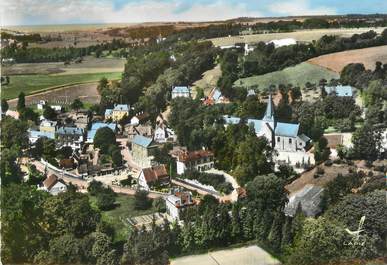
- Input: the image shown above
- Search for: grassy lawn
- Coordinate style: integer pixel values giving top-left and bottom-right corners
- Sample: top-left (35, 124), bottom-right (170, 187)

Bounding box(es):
top-left (2, 72), bottom-right (122, 99)
top-left (234, 62), bottom-right (339, 90)
top-left (89, 194), bottom-right (157, 242)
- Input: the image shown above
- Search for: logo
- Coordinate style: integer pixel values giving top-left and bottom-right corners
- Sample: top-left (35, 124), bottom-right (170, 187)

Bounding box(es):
top-left (343, 215), bottom-right (366, 247)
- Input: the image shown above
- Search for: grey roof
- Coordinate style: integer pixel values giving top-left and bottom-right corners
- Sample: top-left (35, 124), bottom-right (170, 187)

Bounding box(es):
top-left (275, 122), bottom-right (300, 137)
top-left (284, 185), bottom-right (324, 217)
top-left (298, 133), bottom-right (311, 142)
top-left (132, 135), bottom-right (153, 148)
top-left (29, 130), bottom-right (55, 140)
top-left (223, 115), bottom-right (241, 125)
top-left (57, 127), bottom-right (83, 135)
top-left (172, 86), bottom-right (190, 94)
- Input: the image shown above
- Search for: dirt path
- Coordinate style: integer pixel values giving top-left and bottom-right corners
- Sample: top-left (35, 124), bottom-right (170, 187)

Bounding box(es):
top-left (7, 82), bottom-right (100, 109)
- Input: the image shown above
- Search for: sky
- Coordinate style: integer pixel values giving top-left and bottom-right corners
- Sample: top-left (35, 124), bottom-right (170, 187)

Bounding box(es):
top-left (1, 0), bottom-right (387, 26)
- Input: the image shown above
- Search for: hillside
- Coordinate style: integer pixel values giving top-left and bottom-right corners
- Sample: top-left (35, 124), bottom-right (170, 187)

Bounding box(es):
top-left (234, 62), bottom-right (339, 90)
top-left (308, 45), bottom-right (387, 73)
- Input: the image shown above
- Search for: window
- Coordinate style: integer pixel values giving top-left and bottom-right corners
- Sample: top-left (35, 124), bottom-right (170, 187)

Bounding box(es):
top-left (289, 138), bottom-right (292, 144)
top-left (277, 137), bottom-right (280, 142)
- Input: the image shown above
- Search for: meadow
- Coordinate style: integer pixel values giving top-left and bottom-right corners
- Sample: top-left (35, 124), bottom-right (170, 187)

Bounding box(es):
top-left (234, 62), bottom-right (339, 90)
top-left (308, 45), bottom-right (387, 73)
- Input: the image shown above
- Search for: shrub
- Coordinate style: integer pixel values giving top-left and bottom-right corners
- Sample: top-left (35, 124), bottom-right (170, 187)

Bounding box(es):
top-left (134, 190), bottom-right (153, 210)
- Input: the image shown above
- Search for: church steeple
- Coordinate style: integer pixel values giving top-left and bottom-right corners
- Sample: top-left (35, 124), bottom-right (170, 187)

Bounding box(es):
top-left (263, 93), bottom-right (275, 122)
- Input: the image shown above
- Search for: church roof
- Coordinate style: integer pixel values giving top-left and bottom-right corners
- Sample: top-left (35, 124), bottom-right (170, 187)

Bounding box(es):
top-left (263, 94), bottom-right (274, 121)
top-left (247, 119), bottom-right (262, 133)
top-left (275, 122), bottom-right (299, 137)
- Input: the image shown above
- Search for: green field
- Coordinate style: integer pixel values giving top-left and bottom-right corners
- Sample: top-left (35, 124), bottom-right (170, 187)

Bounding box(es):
top-left (234, 62), bottom-right (339, 90)
top-left (2, 72), bottom-right (122, 99)
top-left (90, 194), bottom-right (157, 242)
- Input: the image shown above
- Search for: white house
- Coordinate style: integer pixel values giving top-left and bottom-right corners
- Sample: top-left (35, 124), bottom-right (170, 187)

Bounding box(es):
top-left (171, 86), bottom-right (191, 99)
top-left (37, 100), bottom-right (47, 110)
top-left (137, 164), bottom-right (170, 191)
top-left (130, 112), bottom-right (149, 126)
top-left (324, 85), bottom-right (354, 97)
top-left (267, 38), bottom-right (297, 48)
top-left (39, 174), bottom-right (67, 196)
top-left (174, 150), bottom-right (215, 175)
top-left (165, 189), bottom-right (195, 221)
top-left (50, 105), bottom-right (63, 112)
top-left (154, 125), bottom-right (176, 143)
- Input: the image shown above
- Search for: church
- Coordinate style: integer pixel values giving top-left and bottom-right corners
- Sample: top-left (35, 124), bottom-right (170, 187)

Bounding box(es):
top-left (224, 94), bottom-right (310, 153)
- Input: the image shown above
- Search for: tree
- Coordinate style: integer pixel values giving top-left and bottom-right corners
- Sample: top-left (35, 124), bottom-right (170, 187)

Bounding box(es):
top-left (46, 234), bottom-right (83, 264)
top-left (1, 184), bottom-right (49, 263)
top-left (71, 99), bottom-right (84, 110)
top-left (1, 116), bottom-right (28, 149)
top-left (95, 187), bottom-right (117, 211)
top-left (1, 99), bottom-right (9, 113)
top-left (351, 123), bottom-right (382, 160)
top-left (20, 107), bottom-right (39, 122)
top-left (17, 92), bottom-right (26, 111)
top-left (111, 147), bottom-right (123, 167)
top-left (93, 127), bottom-right (116, 154)
top-left (134, 190), bottom-right (153, 210)
top-left (88, 180), bottom-right (104, 196)
top-left (43, 105), bottom-right (57, 120)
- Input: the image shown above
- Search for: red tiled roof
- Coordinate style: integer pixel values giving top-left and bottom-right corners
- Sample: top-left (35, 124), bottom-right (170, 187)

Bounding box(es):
top-left (43, 174), bottom-right (59, 190)
top-left (142, 165), bottom-right (169, 183)
top-left (178, 150), bottom-right (214, 163)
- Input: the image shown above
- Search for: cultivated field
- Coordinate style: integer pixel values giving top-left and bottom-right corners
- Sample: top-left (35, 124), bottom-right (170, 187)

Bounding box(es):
top-left (2, 56), bottom-right (126, 76)
top-left (171, 245), bottom-right (280, 265)
top-left (234, 62), bottom-right (339, 90)
top-left (308, 45), bottom-right (387, 73)
top-left (208, 27), bottom-right (387, 46)
top-left (6, 82), bottom-right (101, 109)
top-left (2, 56), bottom-right (125, 100)
top-left (191, 64), bottom-right (222, 97)
top-left (2, 72), bottom-right (121, 100)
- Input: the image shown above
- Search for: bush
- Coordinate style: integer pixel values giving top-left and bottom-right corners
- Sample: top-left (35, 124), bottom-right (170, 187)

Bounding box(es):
top-left (88, 180), bottom-right (104, 196)
top-left (96, 190), bottom-right (116, 211)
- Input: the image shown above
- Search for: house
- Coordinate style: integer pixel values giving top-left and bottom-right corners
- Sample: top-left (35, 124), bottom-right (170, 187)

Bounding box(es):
top-left (37, 100), bottom-right (46, 110)
top-left (244, 43), bottom-right (254, 56)
top-left (245, 94), bottom-right (310, 152)
top-left (154, 125), bottom-right (176, 143)
top-left (86, 122), bottom-right (117, 143)
top-left (39, 174), bottom-right (67, 195)
top-left (137, 164), bottom-right (170, 190)
top-left (284, 185), bottom-right (324, 217)
top-left (131, 135), bottom-right (158, 168)
top-left (204, 88), bottom-right (230, 105)
top-left (131, 112), bottom-right (150, 126)
top-left (324, 85), bottom-right (353, 97)
top-left (173, 149), bottom-right (215, 175)
top-left (171, 86), bottom-right (191, 99)
top-left (71, 110), bottom-right (91, 130)
top-left (165, 189), bottom-right (195, 221)
top-left (56, 126), bottom-right (84, 149)
top-left (125, 124), bottom-right (153, 140)
top-left (267, 38), bottom-right (297, 48)
top-left (39, 119), bottom-right (57, 133)
top-left (222, 115), bottom-right (241, 127)
top-left (104, 104), bottom-right (130, 121)
top-left (28, 130), bottom-right (55, 144)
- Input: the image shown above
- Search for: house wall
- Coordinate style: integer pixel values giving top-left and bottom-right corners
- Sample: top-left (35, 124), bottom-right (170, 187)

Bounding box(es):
top-left (166, 199), bottom-right (180, 220)
top-left (176, 158), bottom-right (214, 175)
top-left (57, 134), bottom-right (83, 149)
top-left (275, 136), bottom-right (306, 152)
top-left (132, 144), bottom-right (153, 168)
top-left (137, 171), bottom-right (150, 190)
top-left (176, 161), bottom-right (187, 175)
top-left (49, 182), bottom-right (67, 195)
top-left (40, 125), bottom-right (56, 133)
top-left (172, 92), bottom-right (190, 99)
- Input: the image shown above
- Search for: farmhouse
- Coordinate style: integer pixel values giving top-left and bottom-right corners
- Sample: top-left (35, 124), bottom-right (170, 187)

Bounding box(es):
top-left (174, 149), bottom-right (215, 175)
top-left (171, 86), bottom-right (191, 99)
top-left (104, 104), bottom-right (130, 121)
top-left (131, 135), bottom-right (158, 168)
top-left (56, 126), bottom-right (84, 150)
top-left (324, 85), bottom-right (353, 97)
top-left (137, 164), bottom-right (170, 190)
top-left (38, 174), bottom-right (67, 196)
top-left (165, 189), bottom-right (195, 221)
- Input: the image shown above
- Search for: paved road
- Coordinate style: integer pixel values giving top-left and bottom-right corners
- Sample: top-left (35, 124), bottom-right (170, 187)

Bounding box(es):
top-left (31, 159), bottom-right (165, 199)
